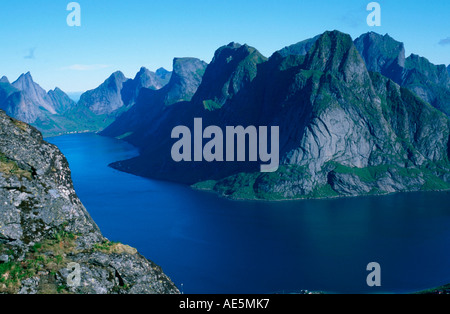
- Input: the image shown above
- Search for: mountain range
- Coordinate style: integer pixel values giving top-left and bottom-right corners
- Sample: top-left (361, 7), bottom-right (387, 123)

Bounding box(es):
top-left (0, 68), bottom-right (171, 137)
top-left (1, 30), bottom-right (449, 201)
top-left (101, 30), bottom-right (450, 200)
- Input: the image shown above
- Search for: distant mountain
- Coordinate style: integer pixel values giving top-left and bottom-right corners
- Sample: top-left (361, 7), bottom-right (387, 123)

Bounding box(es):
top-left (0, 73), bottom-right (82, 136)
top-left (355, 32), bottom-right (450, 116)
top-left (12, 72), bottom-right (58, 115)
top-left (78, 71), bottom-right (128, 115)
top-left (0, 66), bottom-right (172, 137)
top-left (48, 87), bottom-right (76, 114)
top-left (354, 32), bottom-right (405, 83)
top-left (101, 58), bottom-right (207, 140)
top-left (0, 74), bottom-right (51, 124)
top-left (121, 67), bottom-right (171, 107)
top-left (156, 67), bottom-right (172, 86)
top-left (67, 67), bottom-right (174, 134)
top-left (104, 30), bottom-right (450, 200)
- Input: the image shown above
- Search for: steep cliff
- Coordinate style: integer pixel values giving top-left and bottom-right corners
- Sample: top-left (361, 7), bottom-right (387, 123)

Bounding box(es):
top-left (0, 110), bottom-right (179, 294)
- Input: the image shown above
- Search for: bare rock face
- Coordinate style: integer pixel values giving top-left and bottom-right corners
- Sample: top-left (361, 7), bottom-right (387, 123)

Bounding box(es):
top-left (0, 110), bottom-right (179, 294)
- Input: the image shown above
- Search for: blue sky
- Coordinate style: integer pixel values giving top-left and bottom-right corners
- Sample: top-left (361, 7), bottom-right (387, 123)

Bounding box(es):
top-left (0, 0), bottom-right (449, 92)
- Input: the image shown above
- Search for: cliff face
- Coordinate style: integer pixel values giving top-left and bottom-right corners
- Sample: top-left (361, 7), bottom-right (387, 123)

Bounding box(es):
top-left (0, 110), bottom-right (179, 294)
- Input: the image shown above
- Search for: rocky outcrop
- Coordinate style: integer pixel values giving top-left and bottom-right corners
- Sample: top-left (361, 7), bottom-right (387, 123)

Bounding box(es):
top-left (0, 110), bottom-right (179, 294)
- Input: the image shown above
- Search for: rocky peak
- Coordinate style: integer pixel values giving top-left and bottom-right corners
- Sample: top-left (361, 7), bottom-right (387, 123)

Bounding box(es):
top-left (156, 67), bottom-right (172, 83)
top-left (163, 57), bottom-right (208, 106)
top-left (354, 32), bottom-right (405, 83)
top-left (405, 54), bottom-right (450, 86)
top-left (133, 67), bottom-right (165, 90)
top-left (78, 71), bottom-right (128, 115)
top-left (0, 76), bottom-right (9, 84)
top-left (106, 71), bottom-right (127, 89)
top-left (304, 30), bottom-right (372, 87)
top-left (12, 72), bottom-right (57, 115)
top-left (47, 87), bottom-right (76, 114)
top-left (191, 42), bottom-right (267, 109)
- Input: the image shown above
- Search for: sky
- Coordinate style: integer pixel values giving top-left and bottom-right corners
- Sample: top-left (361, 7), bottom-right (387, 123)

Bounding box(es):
top-left (0, 0), bottom-right (449, 93)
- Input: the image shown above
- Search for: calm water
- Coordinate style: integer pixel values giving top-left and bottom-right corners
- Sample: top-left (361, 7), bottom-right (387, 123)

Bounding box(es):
top-left (47, 133), bottom-right (450, 294)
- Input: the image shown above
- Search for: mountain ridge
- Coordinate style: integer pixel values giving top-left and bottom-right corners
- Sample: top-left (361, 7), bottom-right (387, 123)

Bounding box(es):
top-left (104, 30), bottom-right (450, 200)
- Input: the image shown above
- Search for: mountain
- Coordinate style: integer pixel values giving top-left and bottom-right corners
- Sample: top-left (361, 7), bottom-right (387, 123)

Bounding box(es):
top-left (64, 67), bottom-right (174, 136)
top-left (0, 109), bottom-right (179, 294)
top-left (48, 87), bottom-right (76, 114)
top-left (0, 75), bottom-right (48, 124)
top-left (0, 66), bottom-right (173, 137)
top-left (0, 73), bottom-right (81, 136)
top-left (355, 32), bottom-right (450, 116)
top-left (12, 72), bottom-right (57, 115)
top-left (101, 58), bottom-right (207, 140)
top-left (78, 71), bottom-right (128, 115)
top-left (156, 67), bottom-right (172, 86)
top-left (191, 42), bottom-right (267, 109)
top-left (354, 32), bottom-right (405, 83)
top-left (104, 30), bottom-right (450, 200)
top-left (121, 67), bottom-right (171, 107)
top-left (277, 35), bottom-right (320, 57)
top-left (448, 65), bottom-right (450, 77)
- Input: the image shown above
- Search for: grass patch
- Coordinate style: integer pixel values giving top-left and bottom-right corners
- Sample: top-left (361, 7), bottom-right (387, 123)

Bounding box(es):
top-left (203, 99), bottom-right (223, 111)
top-left (0, 152), bottom-right (32, 180)
top-left (116, 132), bottom-right (133, 140)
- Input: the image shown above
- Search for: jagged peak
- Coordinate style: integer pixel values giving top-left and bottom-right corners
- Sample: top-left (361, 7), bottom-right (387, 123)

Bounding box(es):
top-left (303, 30), bottom-right (373, 88)
top-left (13, 71), bottom-right (35, 85)
top-left (133, 67), bottom-right (153, 80)
top-left (171, 57), bottom-right (207, 77)
top-left (0, 76), bottom-right (9, 83)
top-left (305, 30), bottom-right (356, 69)
top-left (108, 70), bottom-right (127, 81)
top-left (156, 67), bottom-right (170, 76)
top-left (213, 42), bottom-right (262, 61)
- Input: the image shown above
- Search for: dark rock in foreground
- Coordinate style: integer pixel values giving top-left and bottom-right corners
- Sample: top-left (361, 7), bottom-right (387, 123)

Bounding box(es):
top-left (0, 110), bottom-right (179, 294)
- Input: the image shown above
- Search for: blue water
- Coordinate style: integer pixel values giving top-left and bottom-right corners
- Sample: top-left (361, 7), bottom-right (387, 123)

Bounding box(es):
top-left (47, 133), bottom-right (450, 294)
